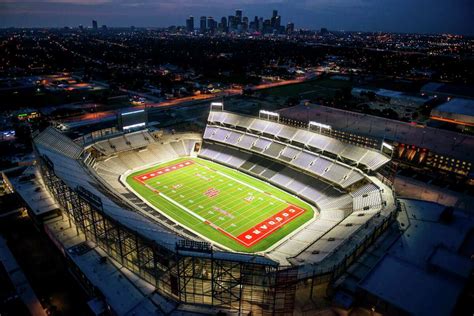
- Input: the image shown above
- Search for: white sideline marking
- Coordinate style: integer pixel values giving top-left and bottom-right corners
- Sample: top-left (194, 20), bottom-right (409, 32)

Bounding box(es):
top-left (158, 192), bottom-right (207, 222)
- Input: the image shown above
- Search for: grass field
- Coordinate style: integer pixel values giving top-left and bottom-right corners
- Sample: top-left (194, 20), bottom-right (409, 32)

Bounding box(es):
top-left (125, 157), bottom-right (315, 253)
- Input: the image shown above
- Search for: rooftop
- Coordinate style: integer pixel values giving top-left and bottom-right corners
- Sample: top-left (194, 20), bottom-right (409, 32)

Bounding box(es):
top-left (9, 165), bottom-right (60, 217)
top-left (358, 199), bottom-right (474, 316)
top-left (431, 98), bottom-right (474, 125)
top-left (421, 82), bottom-right (474, 99)
top-left (352, 87), bottom-right (432, 106)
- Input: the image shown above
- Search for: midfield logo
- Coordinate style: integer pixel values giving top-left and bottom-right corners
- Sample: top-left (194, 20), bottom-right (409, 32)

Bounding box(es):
top-left (204, 187), bottom-right (220, 198)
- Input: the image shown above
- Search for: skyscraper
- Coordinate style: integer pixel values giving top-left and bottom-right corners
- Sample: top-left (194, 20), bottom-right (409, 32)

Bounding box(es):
top-left (271, 10), bottom-right (278, 29)
top-left (207, 17), bottom-right (216, 34)
top-left (253, 16), bottom-right (259, 31)
top-left (242, 16), bottom-right (249, 32)
top-left (220, 17), bottom-right (228, 33)
top-left (263, 19), bottom-right (271, 34)
top-left (235, 9), bottom-right (242, 23)
top-left (200, 16), bottom-right (206, 33)
top-left (274, 15), bottom-right (281, 29)
top-left (186, 16), bottom-right (194, 32)
top-left (229, 15), bottom-right (237, 31)
top-left (92, 20), bottom-right (98, 30)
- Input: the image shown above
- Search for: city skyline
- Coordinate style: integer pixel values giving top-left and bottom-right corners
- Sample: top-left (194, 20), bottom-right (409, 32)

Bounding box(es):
top-left (1, 0), bottom-right (473, 35)
top-left (186, 9), bottom-right (294, 35)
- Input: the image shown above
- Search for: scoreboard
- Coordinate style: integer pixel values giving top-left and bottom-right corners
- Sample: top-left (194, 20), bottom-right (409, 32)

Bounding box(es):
top-left (118, 109), bottom-right (148, 132)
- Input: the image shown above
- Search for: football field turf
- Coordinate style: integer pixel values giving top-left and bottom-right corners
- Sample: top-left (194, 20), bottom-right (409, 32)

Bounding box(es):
top-left (125, 157), bottom-right (315, 252)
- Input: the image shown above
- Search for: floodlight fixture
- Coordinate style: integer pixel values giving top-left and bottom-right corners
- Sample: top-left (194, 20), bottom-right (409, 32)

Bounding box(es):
top-left (210, 101), bottom-right (224, 112)
top-left (382, 142), bottom-right (393, 151)
top-left (123, 122), bottom-right (146, 130)
top-left (122, 109), bottom-right (145, 116)
top-left (308, 121), bottom-right (331, 130)
top-left (259, 110), bottom-right (280, 118)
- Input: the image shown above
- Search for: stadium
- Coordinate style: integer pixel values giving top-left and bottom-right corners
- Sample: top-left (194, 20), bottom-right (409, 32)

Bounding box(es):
top-left (32, 102), bottom-right (398, 315)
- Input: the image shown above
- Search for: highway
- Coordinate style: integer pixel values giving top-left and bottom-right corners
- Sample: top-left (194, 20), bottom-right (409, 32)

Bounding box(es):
top-left (61, 78), bottom-right (308, 124)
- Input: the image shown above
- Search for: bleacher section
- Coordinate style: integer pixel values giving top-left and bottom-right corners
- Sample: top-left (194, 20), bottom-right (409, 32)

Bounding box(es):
top-left (199, 142), bottom-right (350, 208)
top-left (208, 111), bottom-right (390, 171)
top-left (34, 128), bottom-right (185, 251)
top-left (203, 125), bottom-right (364, 189)
top-left (92, 133), bottom-right (203, 241)
top-left (92, 130), bottom-right (155, 155)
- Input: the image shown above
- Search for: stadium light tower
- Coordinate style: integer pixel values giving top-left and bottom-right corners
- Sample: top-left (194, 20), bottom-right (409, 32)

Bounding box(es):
top-left (308, 121), bottom-right (331, 134)
top-left (210, 102), bottom-right (224, 112)
top-left (259, 110), bottom-right (280, 122)
top-left (381, 141), bottom-right (394, 157)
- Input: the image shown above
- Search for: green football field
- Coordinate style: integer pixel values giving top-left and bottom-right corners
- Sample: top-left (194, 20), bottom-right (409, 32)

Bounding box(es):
top-left (125, 157), bottom-right (315, 252)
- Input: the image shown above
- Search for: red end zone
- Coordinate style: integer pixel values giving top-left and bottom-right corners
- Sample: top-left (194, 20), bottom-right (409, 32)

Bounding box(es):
top-left (134, 160), bottom-right (194, 182)
top-left (235, 205), bottom-right (305, 247)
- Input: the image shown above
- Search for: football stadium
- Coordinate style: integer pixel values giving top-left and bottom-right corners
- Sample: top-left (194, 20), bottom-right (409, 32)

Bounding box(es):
top-left (31, 103), bottom-right (398, 314)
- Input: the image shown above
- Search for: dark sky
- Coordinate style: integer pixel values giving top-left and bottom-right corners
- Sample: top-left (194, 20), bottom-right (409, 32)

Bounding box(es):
top-left (1, 0), bottom-right (473, 35)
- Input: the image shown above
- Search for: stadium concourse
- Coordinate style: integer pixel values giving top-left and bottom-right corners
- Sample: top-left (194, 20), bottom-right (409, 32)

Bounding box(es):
top-left (30, 106), bottom-right (398, 314)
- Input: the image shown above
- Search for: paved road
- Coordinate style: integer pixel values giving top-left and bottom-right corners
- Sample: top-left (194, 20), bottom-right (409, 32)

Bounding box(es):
top-left (61, 78), bottom-right (309, 124)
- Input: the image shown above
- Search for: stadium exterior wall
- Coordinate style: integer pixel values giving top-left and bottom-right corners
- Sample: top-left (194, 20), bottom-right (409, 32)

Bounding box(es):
top-left (34, 144), bottom-right (398, 315)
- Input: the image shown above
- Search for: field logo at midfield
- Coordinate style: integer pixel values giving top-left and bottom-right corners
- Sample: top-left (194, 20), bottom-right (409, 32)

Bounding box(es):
top-left (235, 206), bottom-right (305, 247)
top-left (134, 160), bottom-right (194, 182)
top-left (204, 187), bottom-right (220, 198)
top-left (244, 195), bottom-right (254, 203)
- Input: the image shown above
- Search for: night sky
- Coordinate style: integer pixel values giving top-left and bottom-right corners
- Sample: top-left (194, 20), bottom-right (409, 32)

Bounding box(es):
top-left (1, 0), bottom-right (473, 35)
